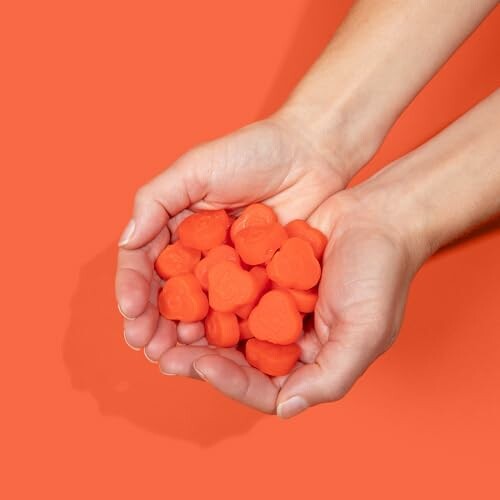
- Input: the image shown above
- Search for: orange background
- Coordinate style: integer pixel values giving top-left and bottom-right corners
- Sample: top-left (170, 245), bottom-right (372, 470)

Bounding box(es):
top-left (1, 1), bottom-right (499, 498)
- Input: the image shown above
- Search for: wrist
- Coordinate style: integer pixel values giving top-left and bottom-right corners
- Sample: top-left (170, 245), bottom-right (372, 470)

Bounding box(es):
top-left (350, 90), bottom-right (500, 265)
top-left (272, 93), bottom-right (385, 183)
top-left (346, 165), bottom-right (437, 270)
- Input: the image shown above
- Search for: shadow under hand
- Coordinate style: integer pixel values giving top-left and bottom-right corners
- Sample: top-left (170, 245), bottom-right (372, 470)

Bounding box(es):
top-left (258, 0), bottom-right (353, 118)
top-left (63, 245), bottom-right (262, 447)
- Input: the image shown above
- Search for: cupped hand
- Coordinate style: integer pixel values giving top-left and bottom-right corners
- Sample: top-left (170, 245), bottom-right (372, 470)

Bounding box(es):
top-left (159, 187), bottom-right (428, 416)
top-left (115, 113), bottom-right (351, 359)
top-left (274, 191), bottom-right (425, 417)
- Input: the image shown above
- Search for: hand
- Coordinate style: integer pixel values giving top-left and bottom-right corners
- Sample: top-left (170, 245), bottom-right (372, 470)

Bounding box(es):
top-left (274, 190), bottom-right (426, 416)
top-left (115, 113), bottom-right (353, 357)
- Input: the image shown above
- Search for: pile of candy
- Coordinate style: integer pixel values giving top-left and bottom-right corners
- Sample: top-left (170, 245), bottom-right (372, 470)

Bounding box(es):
top-left (155, 203), bottom-right (326, 376)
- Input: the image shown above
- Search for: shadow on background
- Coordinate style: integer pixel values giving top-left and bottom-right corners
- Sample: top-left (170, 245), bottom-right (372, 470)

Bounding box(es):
top-left (63, 0), bottom-right (353, 446)
top-left (258, 0), bottom-right (352, 118)
top-left (439, 216), bottom-right (500, 255)
top-left (64, 246), bottom-right (262, 446)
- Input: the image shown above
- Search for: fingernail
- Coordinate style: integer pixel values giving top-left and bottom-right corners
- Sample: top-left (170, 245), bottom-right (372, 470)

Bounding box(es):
top-left (160, 369), bottom-right (177, 376)
top-left (118, 303), bottom-right (136, 321)
top-left (123, 330), bottom-right (140, 351)
top-left (144, 349), bottom-right (157, 364)
top-left (277, 396), bottom-right (308, 419)
top-left (192, 362), bottom-right (207, 381)
top-left (118, 219), bottom-right (136, 247)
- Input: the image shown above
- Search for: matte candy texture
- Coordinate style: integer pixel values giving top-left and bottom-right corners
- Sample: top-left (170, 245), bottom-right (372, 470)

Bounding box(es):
top-left (267, 237), bottom-right (321, 290)
top-left (245, 339), bottom-right (301, 377)
top-left (205, 310), bottom-right (240, 347)
top-left (158, 273), bottom-right (209, 322)
top-left (275, 286), bottom-right (318, 313)
top-left (233, 222), bottom-right (287, 265)
top-left (230, 203), bottom-right (277, 241)
top-left (207, 260), bottom-right (258, 313)
top-left (154, 241), bottom-right (201, 279)
top-left (235, 266), bottom-right (271, 319)
top-left (238, 319), bottom-right (254, 340)
top-left (248, 289), bottom-right (302, 345)
top-left (285, 219), bottom-right (328, 259)
top-left (194, 244), bottom-right (240, 290)
top-left (178, 209), bottom-right (230, 251)
top-left (155, 205), bottom-right (321, 376)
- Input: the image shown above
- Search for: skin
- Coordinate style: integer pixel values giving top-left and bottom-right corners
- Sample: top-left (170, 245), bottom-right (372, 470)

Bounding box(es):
top-left (115, 0), bottom-right (499, 415)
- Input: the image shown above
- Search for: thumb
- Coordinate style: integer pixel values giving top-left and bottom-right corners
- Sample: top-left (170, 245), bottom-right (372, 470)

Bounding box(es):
top-left (118, 151), bottom-right (208, 249)
top-left (276, 322), bottom-right (385, 418)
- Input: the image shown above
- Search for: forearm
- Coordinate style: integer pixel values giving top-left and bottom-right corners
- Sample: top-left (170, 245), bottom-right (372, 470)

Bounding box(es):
top-left (278, 0), bottom-right (497, 176)
top-left (353, 90), bottom-right (500, 262)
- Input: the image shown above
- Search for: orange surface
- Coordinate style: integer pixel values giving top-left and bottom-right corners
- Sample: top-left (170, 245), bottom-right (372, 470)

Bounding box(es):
top-left (1, 1), bottom-right (499, 499)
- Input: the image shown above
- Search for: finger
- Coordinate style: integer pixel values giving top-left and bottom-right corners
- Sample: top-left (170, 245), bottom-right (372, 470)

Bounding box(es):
top-left (123, 302), bottom-right (159, 349)
top-left (298, 331), bottom-right (321, 363)
top-left (276, 327), bottom-right (382, 418)
top-left (149, 274), bottom-right (162, 306)
top-left (119, 152), bottom-right (208, 249)
top-left (177, 321), bottom-right (205, 344)
top-left (307, 196), bottom-right (341, 244)
top-left (144, 317), bottom-right (177, 363)
top-left (271, 361), bottom-right (304, 389)
top-left (167, 209), bottom-right (194, 242)
top-left (159, 345), bottom-right (245, 377)
top-left (115, 227), bottom-right (168, 319)
top-left (193, 355), bottom-right (278, 413)
top-left (297, 320), bottom-right (322, 364)
top-left (190, 337), bottom-right (208, 346)
top-left (116, 259), bottom-right (150, 320)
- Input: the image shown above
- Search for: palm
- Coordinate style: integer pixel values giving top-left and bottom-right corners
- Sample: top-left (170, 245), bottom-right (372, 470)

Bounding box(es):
top-left (274, 195), bottom-right (417, 415)
top-left (313, 198), bottom-right (412, 354)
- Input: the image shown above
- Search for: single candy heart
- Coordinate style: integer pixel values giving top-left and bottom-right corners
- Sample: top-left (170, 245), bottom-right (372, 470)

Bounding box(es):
top-left (266, 237), bottom-right (321, 290)
top-left (233, 222), bottom-right (288, 265)
top-left (245, 338), bottom-right (301, 377)
top-left (207, 260), bottom-right (258, 312)
top-left (178, 209), bottom-right (230, 251)
top-left (158, 273), bottom-right (209, 322)
top-left (248, 289), bottom-right (302, 345)
top-left (204, 310), bottom-right (240, 347)
top-left (154, 241), bottom-right (201, 279)
top-left (230, 203), bottom-right (278, 241)
top-left (285, 219), bottom-right (328, 259)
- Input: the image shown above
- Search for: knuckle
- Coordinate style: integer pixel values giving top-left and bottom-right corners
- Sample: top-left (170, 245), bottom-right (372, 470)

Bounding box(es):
top-left (325, 384), bottom-right (348, 403)
top-left (361, 315), bottom-right (393, 355)
top-left (176, 146), bottom-right (204, 170)
top-left (381, 327), bottom-right (398, 353)
top-left (134, 185), bottom-right (150, 205)
top-left (319, 368), bottom-right (350, 403)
